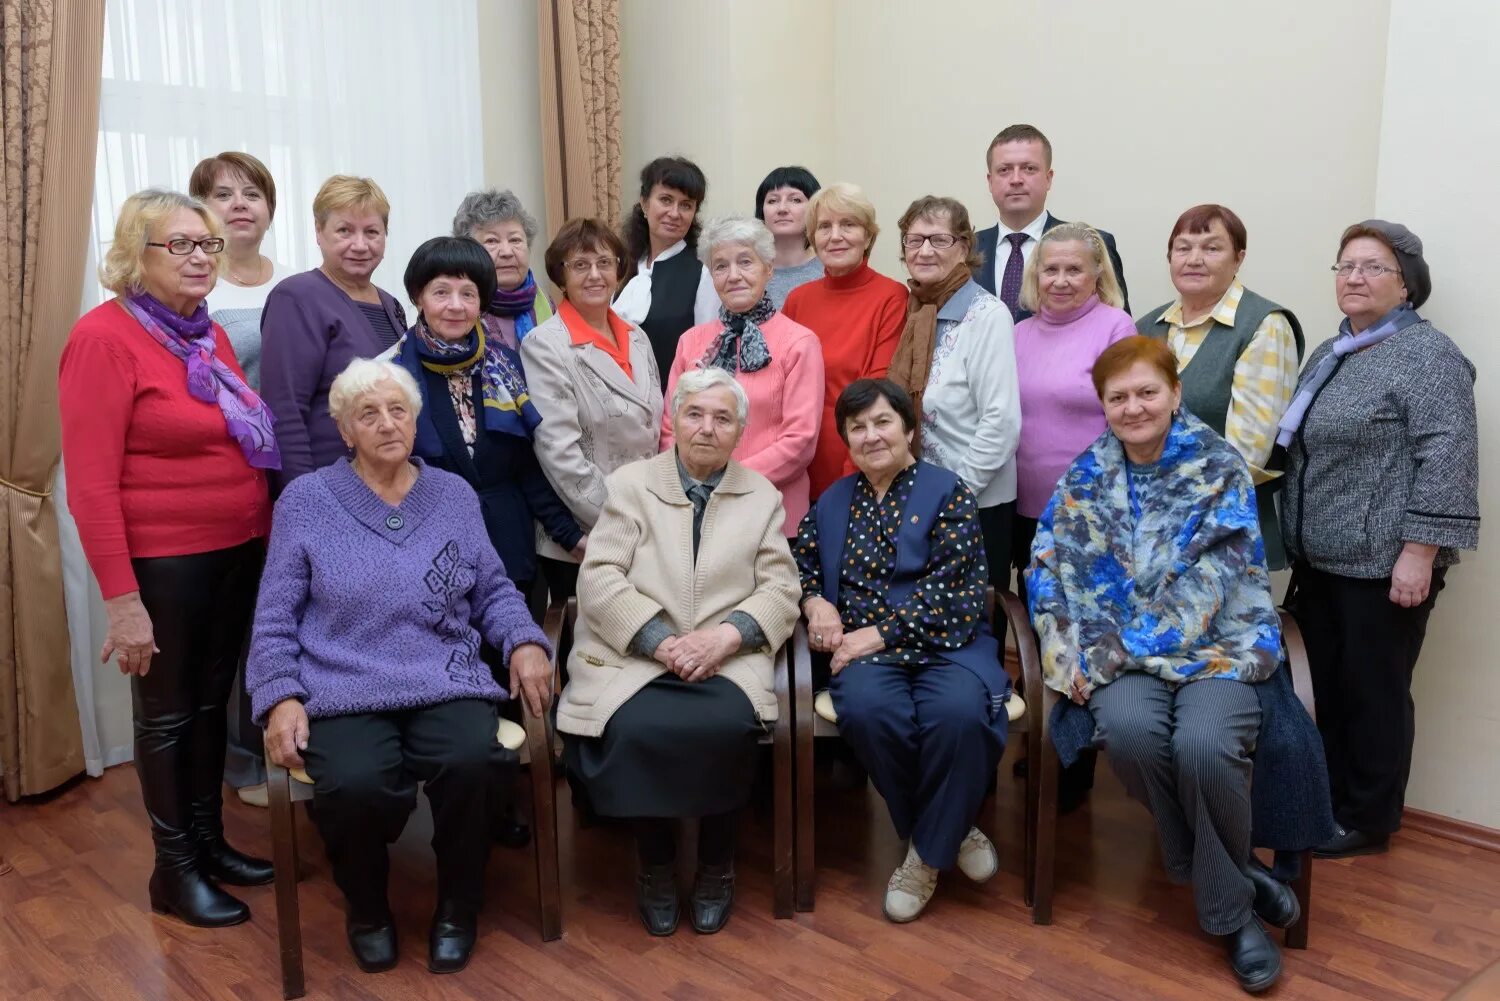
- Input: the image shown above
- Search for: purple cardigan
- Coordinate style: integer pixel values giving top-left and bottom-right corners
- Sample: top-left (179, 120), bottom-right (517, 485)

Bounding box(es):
top-left (259, 268), bottom-right (406, 492)
top-left (246, 458), bottom-right (549, 724)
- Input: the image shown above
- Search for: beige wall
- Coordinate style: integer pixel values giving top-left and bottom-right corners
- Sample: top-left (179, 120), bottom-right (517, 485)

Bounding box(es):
top-left (478, 0), bottom-right (549, 234)
top-left (612, 0), bottom-right (1495, 826)
top-left (1377, 0), bottom-right (1500, 829)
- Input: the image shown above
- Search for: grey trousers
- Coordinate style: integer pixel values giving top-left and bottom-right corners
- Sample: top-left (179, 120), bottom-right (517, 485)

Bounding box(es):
top-left (1090, 673), bottom-right (1260, 935)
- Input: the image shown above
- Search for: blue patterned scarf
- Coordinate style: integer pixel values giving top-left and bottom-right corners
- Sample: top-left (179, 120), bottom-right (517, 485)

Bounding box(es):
top-left (1026, 411), bottom-right (1282, 694)
top-left (399, 319), bottom-right (541, 456)
top-left (487, 270), bottom-right (548, 346)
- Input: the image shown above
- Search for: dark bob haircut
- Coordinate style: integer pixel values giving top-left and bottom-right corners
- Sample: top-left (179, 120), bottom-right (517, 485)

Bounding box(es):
top-left (753, 165), bottom-right (821, 221)
top-left (403, 236), bottom-right (497, 306)
top-left (834, 378), bottom-right (917, 445)
top-left (622, 156), bottom-right (707, 280)
top-left (544, 217), bottom-right (628, 290)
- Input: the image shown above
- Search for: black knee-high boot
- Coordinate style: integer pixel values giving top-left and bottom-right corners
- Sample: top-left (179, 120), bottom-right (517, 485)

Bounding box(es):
top-left (186, 545), bottom-right (273, 886)
top-left (133, 549), bottom-right (255, 927)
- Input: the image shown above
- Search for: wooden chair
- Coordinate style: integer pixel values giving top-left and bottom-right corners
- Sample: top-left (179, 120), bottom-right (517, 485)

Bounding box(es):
top-left (1018, 595), bottom-right (1315, 948)
top-left (264, 600), bottom-right (570, 1000)
top-left (524, 598), bottom-right (799, 919)
top-left (791, 588), bottom-right (1050, 920)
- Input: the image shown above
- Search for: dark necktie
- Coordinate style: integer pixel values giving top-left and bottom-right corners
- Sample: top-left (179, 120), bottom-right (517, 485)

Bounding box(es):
top-left (999, 232), bottom-right (1028, 317)
top-left (687, 482), bottom-right (712, 560)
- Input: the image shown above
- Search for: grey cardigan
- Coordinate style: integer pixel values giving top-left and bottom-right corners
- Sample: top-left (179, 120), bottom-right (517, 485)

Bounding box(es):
top-left (1281, 319), bottom-right (1479, 578)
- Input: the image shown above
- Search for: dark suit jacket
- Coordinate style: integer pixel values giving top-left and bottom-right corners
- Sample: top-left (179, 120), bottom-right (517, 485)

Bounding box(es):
top-left (973, 212), bottom-right (1129, 322)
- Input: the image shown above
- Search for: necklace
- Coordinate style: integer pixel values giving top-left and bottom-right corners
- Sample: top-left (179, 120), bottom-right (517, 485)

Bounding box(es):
top-left (227, 256), bottom-right (270, 287)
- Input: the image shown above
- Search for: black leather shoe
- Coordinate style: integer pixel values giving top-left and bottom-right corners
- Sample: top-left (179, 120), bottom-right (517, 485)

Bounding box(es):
top-left (690, 863), bottom-right (735, 934)
top-left (492, 811), bottom-right (532, 850)
top-left (1224, 916), bottom-right (1282, 993)
top-left (1313, 826), bottom-right (1389, 859)
top-left (636, 863), bottom-right (679, 936)
top-left (199, 840), bottom-right (275, 886)
top-left (149, 864), bottom-right (251, 927)
top-left (427, 901), bottom-right (477, 974)
top-left (1246, 861), bottom-right (1301, 929)
top-left (347, 916), bottom-right (398, 973)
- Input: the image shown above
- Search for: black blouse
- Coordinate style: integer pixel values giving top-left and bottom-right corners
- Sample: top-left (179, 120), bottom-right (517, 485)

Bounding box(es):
top-left (793, 465), bottom-right (988, 666)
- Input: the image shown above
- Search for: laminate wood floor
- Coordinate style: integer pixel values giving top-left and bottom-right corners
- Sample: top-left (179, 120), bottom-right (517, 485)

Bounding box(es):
top-left (4, 743), bottom-right (1498, 1000)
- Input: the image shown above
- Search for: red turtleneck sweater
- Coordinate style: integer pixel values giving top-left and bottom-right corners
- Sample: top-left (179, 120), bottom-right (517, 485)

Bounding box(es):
top-left (782, 261), bottom-right (908, 498)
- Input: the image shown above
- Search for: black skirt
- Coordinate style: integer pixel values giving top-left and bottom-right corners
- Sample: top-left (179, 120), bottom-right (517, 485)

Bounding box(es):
top-left (563, 675), bottom-right (763, 818)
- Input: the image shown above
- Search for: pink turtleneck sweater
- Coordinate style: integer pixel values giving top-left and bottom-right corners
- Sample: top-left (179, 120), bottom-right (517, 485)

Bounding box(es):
top-left (1013, 295), bottom-right (1135, 518)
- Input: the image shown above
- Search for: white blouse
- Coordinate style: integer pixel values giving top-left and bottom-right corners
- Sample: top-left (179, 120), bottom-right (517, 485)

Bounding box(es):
top-left (613, 239), bottom-right (720, 327)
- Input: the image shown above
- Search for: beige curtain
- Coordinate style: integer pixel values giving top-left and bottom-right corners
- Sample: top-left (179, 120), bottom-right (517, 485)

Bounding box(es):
top-left (538, 0), bottom-right (622, 235)
top-left (0, 0), bottom-right (104, 800)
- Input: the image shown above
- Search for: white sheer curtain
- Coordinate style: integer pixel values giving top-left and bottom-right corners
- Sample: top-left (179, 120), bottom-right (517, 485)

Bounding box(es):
top-left (66, 0), bottom-right (483, 773)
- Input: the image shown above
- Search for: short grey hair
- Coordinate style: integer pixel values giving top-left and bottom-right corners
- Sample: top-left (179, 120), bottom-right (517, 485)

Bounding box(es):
top-left (697, 215), bottom-right (775, 268)
top-left (328, 358), bottom-right (423, 425)
top-left (452, 188), bottom-right (539, 244)
top-left (671, 366), bottom-right (750, 424)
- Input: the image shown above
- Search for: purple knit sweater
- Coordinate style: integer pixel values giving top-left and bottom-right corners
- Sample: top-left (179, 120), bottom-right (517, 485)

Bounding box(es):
top-left (247, 457), bottom-right (550, 724)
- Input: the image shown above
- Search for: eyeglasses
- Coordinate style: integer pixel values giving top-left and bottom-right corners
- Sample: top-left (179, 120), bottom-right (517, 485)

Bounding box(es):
top-left (1331, 262), bottom-right (1400, 279)
top-left (566, 256), bottom-right (618, 276)
top-left (902, 233), bottom-right (961, 251)
top-left (147, 237), bottom-right (226, 255)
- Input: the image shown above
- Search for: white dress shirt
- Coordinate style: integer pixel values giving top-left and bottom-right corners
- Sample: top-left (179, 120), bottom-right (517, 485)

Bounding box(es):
top-left (613, 239), bottom-right (720, 327)
top-left (989, 211), bottom-right (1050, 294)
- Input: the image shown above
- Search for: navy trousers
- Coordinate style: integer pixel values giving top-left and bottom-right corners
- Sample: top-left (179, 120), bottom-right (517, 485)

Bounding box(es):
top-left (831, 660), bottom-right (1007, 869)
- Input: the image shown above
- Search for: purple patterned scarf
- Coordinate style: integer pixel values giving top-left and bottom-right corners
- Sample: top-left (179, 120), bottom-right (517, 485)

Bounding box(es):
top-left (488, 270), bottom-right (543, 343)
top-left (124, 291), bottom-right (281, 469)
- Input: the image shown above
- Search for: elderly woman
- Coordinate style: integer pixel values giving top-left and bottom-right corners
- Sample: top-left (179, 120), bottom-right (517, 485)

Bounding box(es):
top-left (614, 156), bottom-right (720, 381)
top-left (794, 379), bottom-right (1010, 924)
top-left (888, 196), bottom-right (1021, 608)
top-left (660, 216), bottom-right (824, 535)
top-left (1137, 204), bottom-right (1304, 568)
top-left (260, 175), bottom-right (407, 491)
top-left (557, 368), bottom-right (800, 937)
top-left (1027, 336), bottom-right (1322, 994)
top-left (755, 165), bottom-right (823, 307)
top-left (59, 189), bottom-right (279, 927)
top-left (521, 218), bottom-right (663, 602)
top-left (452, 188), bottom-right (554, 349)
top-left (250, 358), bottom-right (551, 975)
top-left (1279, 221), bottom-right (1479, 860)
top-left (392, 236), bottom-right (582, 597)
top-left (1012, 221), bottom-right (1133, 583)
top-left (782, 182), bottom-right (908, 498)
top-left (189, 151), bottom-right (293, 390)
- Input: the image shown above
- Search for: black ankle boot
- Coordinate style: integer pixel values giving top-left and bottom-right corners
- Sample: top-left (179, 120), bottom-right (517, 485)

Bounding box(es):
top-left (148, 832), bottom-right (250, 928)
top-left (1246, 860), bottom-right (1301, 929)
top-left (689, 863), bottom-right (735, 934)
top-left (347, 912), bottom-right (398, 973)
top-left (636, 863), bottom-right (679, 936)
top-left (428, 900), bottom-right (478, 974)
top-left (1224, 916), bottom-right (1282, 993)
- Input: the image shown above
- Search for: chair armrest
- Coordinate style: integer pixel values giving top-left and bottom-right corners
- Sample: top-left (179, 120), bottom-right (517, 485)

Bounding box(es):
top-left (773, 629), bottom-right (792, 726)
top-left (1277, 608), bottom-right (1317, 722)
top-left (997, 589), bottom-right (1045, 726)
top-left (791, 619), bottom-right (813, 712)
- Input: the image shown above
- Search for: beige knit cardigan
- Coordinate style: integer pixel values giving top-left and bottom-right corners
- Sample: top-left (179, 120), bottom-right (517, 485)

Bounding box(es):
top-left (554, 451), bottom-right (801, 737)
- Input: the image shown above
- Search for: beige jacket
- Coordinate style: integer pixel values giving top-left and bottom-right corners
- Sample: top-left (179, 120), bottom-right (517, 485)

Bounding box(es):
top-left (519, 311), bottom-right (663, 562)
top-left (555, 451), bottom-right (801, 737)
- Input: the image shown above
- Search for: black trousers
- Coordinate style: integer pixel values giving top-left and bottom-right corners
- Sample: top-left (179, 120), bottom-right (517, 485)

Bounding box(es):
top-left (977, 501), bottom-right (1015, 644)
top-left (302, 699), bottom-right (506, 919)
top-left (132, 541), bottom-right (264, 863)
top-left (1290, 563), bottom-right (1447, 835)
top-left (539, 557), bottom-right (579, 605)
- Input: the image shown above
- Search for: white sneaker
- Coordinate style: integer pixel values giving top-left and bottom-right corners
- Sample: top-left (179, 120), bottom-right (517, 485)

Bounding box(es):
top-left (883, 843), bottom-right (938, 923)
top-left (956, 827), bottom-right (998, 883)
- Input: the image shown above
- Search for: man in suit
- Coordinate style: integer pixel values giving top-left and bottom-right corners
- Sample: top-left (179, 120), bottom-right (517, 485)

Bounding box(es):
top-left (974, 123), bottom-right (1129, 322)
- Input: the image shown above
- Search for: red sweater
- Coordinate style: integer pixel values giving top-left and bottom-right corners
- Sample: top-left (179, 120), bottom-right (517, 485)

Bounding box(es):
top-left (782, 262), bottom-right (908, 498)
top-left (59, 301), bottom-right (271, 599)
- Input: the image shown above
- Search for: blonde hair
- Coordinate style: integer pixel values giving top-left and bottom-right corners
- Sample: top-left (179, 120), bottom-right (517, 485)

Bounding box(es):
top-left (98, 189), bottom-right (224, 296)
top-left (312, 174), bottom-right (391, 230)
top-left (327, 358), bottom-right (422, 426)
top-left (1018, 222), bottom-right (1124, 313)
top-left (804, 182), bottom-right (879, 259)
